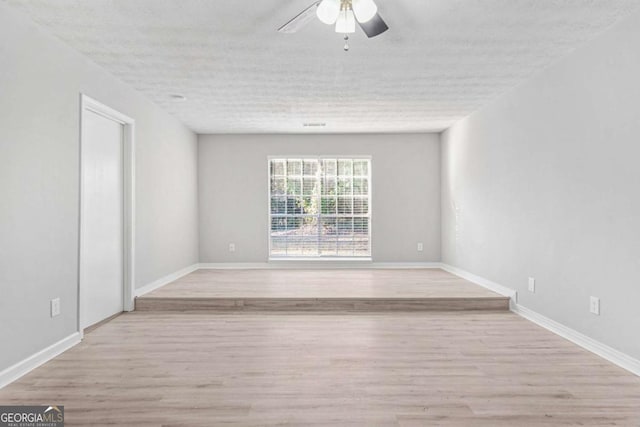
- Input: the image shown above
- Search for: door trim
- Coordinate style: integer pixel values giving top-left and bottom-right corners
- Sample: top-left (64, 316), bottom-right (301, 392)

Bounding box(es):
top-left (78, 94), bottom-right (136, 336)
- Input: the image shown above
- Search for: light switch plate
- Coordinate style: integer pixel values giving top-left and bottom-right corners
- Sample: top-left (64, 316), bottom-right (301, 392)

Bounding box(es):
top-left (51, 298), bottom-right (60, 317)
top-left (528, 277), bottom-right (535, 293)
top-left (590, 296), bottom-right (600, 315)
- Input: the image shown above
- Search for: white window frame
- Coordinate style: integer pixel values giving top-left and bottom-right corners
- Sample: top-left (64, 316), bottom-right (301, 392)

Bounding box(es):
top-left (267, 155), bottom-right (372, 261)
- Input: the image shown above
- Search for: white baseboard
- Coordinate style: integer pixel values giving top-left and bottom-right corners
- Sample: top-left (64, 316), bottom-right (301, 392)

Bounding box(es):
top-left (199, 262), bottom-right (272, 269)
top-left (442, 263), bottom-right (640, 377)
top-left (366, 262), bottom-right (443, 269)
top-left (199, 262), bottom-right (442, 270)
top-left (134, 263), bottom-right (200, 297)
top-left (440, 263), bottom-right (517, 302)
top-left (0, 332), bottom-right (81, 389)
top-left (512, 304), bottom-right (640, 376)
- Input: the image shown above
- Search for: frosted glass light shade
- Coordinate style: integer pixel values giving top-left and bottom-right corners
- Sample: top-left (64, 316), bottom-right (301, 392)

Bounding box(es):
top-left (352, 0), bottom-right (378, 23)
top-left (316, 0), bottom-right (341, 25)
top-left (335, 8), bottom-right (356, 33)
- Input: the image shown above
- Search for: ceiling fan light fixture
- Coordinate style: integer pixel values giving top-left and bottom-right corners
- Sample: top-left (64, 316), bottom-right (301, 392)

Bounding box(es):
top-left (316, 0), bottom-right (341, 25)
top-left (277, 0), bottom-right (388, 42)
top-left (335, 7), bottom-right (356, 33)
top-left (352, 0), bottom-right (378, 23)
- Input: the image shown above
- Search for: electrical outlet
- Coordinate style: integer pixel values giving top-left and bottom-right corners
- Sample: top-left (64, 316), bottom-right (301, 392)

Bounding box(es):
top-left (51, 298), bottom-right (60, 317)
top-left (528, 277), bottom-right (535, 293)
top-left (590, 296), bottom-right (600, 315)
top-left (417, 242), bottom-right (424, 252)
top-left (228, 243), bottom-right (236, 252)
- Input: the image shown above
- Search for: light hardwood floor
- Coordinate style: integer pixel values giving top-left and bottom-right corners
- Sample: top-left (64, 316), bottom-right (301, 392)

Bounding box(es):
top-left (1, 311), bottom-right (639, 426)
top-left (136, 269), bottom-right (510, 311)
top-left (142, 269), bottom-right (500, 298)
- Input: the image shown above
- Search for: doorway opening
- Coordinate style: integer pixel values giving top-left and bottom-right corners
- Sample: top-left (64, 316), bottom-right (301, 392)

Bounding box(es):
top-left (79, 94), bottom-right (135, 333)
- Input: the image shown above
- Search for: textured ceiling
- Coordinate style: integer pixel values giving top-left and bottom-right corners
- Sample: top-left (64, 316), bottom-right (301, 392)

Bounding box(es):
top-left (4, 0), bottom-right (639, 133)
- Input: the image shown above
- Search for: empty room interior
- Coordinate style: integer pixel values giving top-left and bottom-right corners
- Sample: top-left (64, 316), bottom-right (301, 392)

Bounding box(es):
top-left (1, 0), bottom-right (640, 425)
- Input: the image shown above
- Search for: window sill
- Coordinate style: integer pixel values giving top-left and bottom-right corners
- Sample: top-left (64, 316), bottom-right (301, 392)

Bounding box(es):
top-left (268, 257), bottom-right (373, 262)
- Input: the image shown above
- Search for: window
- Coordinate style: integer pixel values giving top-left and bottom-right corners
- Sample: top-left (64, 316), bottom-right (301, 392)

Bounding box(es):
top-left (269, 157), bottom-right (371, 258)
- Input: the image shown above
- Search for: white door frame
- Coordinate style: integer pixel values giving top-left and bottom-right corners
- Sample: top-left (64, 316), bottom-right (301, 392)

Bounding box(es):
top-left (78, 94), bottom-right (135, 336)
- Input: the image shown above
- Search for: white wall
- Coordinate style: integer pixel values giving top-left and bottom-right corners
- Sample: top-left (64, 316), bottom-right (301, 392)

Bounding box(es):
top-left (0, 4), bottom-right (199, 371)
top-left (199, 134), bottom-right (441, 263)
top-left (441, 9), bottom-right (640, 359)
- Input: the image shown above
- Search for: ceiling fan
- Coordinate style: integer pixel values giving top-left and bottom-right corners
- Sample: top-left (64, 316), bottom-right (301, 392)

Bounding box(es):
top-left (278, 0), bottom-right (389, 50)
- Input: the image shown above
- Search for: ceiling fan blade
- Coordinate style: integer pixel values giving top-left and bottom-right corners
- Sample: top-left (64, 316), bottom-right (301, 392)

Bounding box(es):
top-left (278, 1), bottom-right (321, 34)
top-left (357, 13), bottom-right (389, 38)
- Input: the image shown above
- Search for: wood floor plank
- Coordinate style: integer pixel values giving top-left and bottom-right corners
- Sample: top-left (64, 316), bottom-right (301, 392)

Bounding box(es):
top-left (1, 311), bottom-right (639, 426)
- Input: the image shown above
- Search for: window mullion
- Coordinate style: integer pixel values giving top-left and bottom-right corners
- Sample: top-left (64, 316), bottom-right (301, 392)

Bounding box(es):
top-left (270, 157), bottom-right (370, 258)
